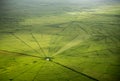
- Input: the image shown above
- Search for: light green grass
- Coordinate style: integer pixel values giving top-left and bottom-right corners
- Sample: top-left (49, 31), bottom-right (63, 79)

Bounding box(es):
top-left (0, 1), bottom-right (120, 81)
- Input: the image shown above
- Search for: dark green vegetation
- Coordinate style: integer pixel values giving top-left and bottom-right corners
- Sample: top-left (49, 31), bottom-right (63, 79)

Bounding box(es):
top-left (0, 0), bottom-right (120, 81)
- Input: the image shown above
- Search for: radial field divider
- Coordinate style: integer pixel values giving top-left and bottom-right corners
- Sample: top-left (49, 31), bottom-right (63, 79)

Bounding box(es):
top-left (31, 61), bottom-right (46, 81)
top-left (9, 59), bottom-right (44, 81)
top-left (49, 23), bottom-right (72, 56)
top-left (0, 50), bottom-right (43, 58)
top-left (10, 32), bottom-right (41, 56)
top-left (31, 33), bottom-right (47, 57)
top-left (51, 23), bottom-right (87, 57)
top-left (52, 34), bottom-right (80, 57)
top-left (52, 61), bottom-right (99, 81)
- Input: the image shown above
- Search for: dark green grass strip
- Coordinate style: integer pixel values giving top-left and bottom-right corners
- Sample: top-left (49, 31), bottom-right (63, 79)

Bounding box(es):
top-left (31, 33), bottom-right (46, 57)
top-left (49, 62), bottom-right (62, 81)
top-left (51, 60), bottom-right (78, 81)
top-left (0, 50), bottom-right (42, 58)
top-left (79, 25), bottom-right (89, 34)
top-left (51, 61), bottom-right (99, 81)
top-left (10, 33), bottom-right (40, 55)
top-left (51, 61), bottom-right (71, 81)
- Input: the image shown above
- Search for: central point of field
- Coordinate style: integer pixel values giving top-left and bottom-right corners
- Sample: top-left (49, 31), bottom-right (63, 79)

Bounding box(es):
top-left (44, 57), bottom-right (52, 61)
top-left (46, 58), bottom-right (50, 61)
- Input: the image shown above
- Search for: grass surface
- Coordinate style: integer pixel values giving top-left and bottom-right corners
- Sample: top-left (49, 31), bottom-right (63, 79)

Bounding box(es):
top-left (0, 0), bottom-right (120, 81)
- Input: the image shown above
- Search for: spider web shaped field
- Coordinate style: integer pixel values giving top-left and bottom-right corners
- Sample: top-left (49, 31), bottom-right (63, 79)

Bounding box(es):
top-left (0, 4), bottom-right (120, 81)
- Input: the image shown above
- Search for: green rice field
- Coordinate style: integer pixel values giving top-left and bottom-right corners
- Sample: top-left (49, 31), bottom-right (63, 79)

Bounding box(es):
top-left (0, 0), bottom-right (120, 81)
